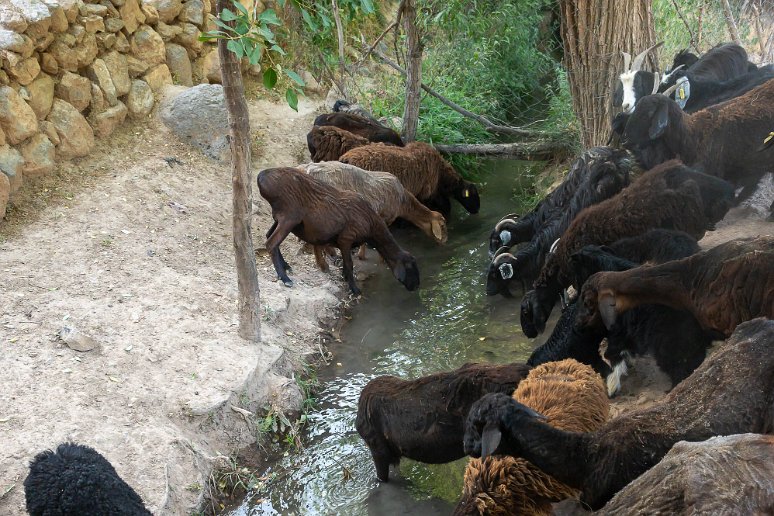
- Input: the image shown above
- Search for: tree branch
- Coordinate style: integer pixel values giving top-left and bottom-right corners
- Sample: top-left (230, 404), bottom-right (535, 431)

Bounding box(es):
top-left (365, 46), bottom-right (546, 138)
top-left (720, 0), bottom-right (742, 46)
top-left (434, 140), bottom-right (574, 161)
top-left (669, 0), bottom-right (699, 53)
top-left (359, 20), bottom-right (398, 65)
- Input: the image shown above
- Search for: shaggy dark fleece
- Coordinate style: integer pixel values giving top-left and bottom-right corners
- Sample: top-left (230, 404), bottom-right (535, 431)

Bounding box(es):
top-left (24, 442), bottom-right (151, 516)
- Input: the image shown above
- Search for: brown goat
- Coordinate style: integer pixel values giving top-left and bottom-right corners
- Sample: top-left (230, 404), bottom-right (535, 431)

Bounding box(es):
top-left (355, 362), bottom-right (531, 482)
top-left (340, 141), bottom-right (480, 219)
top-left (257, 167), bottom-right (419, 295)
top-left (522, 160), bottom-right (735, 336)
top-left (454, 360), bottom-right (608, 516)
top-left (592, 433), bottom-right (774, 515)
top-left (464, 317), bottom-right (774, 510)
top-left (578, 235), bottom-right (774, 338)
top-left (306, 125), bottom-right (370, 162)
top-left (313, 112), bottom-right (404, 146)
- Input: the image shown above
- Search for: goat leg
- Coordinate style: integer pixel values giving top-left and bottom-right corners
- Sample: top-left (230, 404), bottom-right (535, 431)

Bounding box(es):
top-left (339, 241), bottom-right (362, 296)
top-left (313, 245), bottom-right (330, 272)
top-left (266, 218), bottom-right (297, 287)
top-left (358, 244), bottom-right (367, 260)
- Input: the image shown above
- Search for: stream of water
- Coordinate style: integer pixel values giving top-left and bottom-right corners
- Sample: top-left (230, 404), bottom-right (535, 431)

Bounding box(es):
top-left (230, 160), bottom-right (559, 515)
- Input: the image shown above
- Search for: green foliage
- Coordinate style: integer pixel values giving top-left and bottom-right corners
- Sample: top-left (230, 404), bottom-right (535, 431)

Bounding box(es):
top-left (255, 365), bottom-right (319, 451)
top-left (199, 0), bottom-right (304, 110)
top-left (653, 0), bottom-right (751, 62)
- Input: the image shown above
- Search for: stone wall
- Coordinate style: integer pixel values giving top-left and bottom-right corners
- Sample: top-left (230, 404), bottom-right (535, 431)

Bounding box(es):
top-left (0, 0), bottom-right (238, 218)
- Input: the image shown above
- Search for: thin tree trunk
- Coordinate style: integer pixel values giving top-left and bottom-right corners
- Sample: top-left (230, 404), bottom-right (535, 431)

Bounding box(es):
top-left (559, 0), bottom-right (657, 147)
top-left (720, 0), bottom-right (742, 46)
top-left (217, 0), bottom-right (261, 342)
top-left (331, 0), bottom-right (347, 97)
top-left (697, 0), bottom-right (705, 50)
top-left (752, 4), bottom-right (766, 57)
top-left (401, 0), bottom-right (422, 142)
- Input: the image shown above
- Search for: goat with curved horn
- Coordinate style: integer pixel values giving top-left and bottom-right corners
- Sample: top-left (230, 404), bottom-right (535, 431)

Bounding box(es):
top-left (631, 41), bottom-right (664, 72)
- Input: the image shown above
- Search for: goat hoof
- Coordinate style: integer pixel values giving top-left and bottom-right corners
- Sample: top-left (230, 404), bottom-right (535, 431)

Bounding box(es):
top-left (282, 279), bottom-right (294, 288)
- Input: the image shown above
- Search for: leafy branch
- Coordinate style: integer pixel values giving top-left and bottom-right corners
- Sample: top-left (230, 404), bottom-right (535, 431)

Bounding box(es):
top-left (199, 0), bottom-right (306, 110)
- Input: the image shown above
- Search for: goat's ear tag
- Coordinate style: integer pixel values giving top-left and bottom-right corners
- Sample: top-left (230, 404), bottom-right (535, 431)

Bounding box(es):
top-left (764, 132), bottom-right (774, 145)
top-left (675, 77), bottom-right (690, 109)
top-left (499, 263), bottom-right (514, 280)
top-left (499, 230), bottom-right (511, 246)
top-left (463, 188), bottom-right (470, 198)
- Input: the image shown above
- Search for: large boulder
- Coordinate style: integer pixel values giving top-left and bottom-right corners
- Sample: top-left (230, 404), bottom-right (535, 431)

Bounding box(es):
top-left (160, 84), bottom-right (230, 161)
top-left (0, 86), bottom-right (38, 144)
top-left (46, 98), bottom-right (95, 159)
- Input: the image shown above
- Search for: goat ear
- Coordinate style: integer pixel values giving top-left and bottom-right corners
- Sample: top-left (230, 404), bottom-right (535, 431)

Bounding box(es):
top-left (598, 292), bottom-right (618, 329)
top-left (480, 423), bottom-right (502, 459)
top-left (648, 102), bottom-right (670, 140)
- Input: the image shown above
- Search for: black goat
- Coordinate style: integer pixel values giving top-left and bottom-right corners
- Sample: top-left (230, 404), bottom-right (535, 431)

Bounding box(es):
top-left (659, 43), bottom-right (752, 92)
top-left (622, 79), bottom-right (774, 201)
top-left (666, 64), bottom-right (774, 112)
top-left (464, 317), bottom-right (774, 510)
top-left (486, 147), bottom-right (631, 291)
top-left (659, 48), bottom-right (699, 87)
top-left (24, 442), bottom-right (151, 516)
top-left (314, 112), bottom-right (404, 146)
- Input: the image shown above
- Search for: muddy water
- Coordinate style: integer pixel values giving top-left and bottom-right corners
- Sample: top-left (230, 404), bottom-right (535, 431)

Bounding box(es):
top-left (232, 161), bottom-right (558, 515)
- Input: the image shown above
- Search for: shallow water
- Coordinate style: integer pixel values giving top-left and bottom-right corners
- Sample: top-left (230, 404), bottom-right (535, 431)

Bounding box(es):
top-left (231, 160), bottom-right (559, 516)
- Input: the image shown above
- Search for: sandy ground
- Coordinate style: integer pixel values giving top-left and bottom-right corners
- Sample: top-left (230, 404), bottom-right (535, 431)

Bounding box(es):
top-left (0, 89), bottom-right (347, 515)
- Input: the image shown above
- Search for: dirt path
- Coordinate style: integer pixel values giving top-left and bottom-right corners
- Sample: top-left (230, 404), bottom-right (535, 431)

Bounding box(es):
top-left (0, 90), bottom-right (344, 515)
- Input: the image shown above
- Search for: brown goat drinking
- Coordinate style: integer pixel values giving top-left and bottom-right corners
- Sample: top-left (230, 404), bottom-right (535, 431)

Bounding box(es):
top-left (591, 433), bottom-right (774, 515)
top-left (577, 235), bottom-right (774, 338)
top-left (622, 78), bottom-right (774, 201)
top-left (257, 167), bottom-right (419, 295)
top-left (307, 125), bottom-right (370, 162)
top-left (454, 360), bottom-right (608, 516)
top-left (340, 141), bottom-right (480, 219)
top-left (464, 317), bottom-right (774, 510)
top-left (313, 112), bottom-right (404, 146)
top-left (355, 362), bottom-right (531, 482)
top-left (523, 160), bottom-right (735, 336)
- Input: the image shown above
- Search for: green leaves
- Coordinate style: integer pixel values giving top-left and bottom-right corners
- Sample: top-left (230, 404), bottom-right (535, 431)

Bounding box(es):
top-left (284, 70), bottom-right (305, 87)
top-left (263, 68), bottom-right (277, 89)
top-left (259, 9), bottom-right (281, 25)
top-left (285, 88), bottom-right (298, 111)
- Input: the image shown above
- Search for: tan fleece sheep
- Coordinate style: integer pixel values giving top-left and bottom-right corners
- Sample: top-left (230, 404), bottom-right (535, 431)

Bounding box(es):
top-left (453, 359), bottom-right (609, 515)
top-left (307, 125), bottom-right (370, 162)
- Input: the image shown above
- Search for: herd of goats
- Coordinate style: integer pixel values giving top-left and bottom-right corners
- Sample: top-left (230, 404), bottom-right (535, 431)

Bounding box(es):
top-left (20, 43), bottom-right (774, 515)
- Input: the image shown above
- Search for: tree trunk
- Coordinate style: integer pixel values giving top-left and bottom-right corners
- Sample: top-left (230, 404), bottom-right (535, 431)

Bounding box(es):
top-left (435, 141), bottom-right (575, 161)
top-left (559, 0), bottom-right (657, 147)
top-left (720, 0), bottom-right (742, 46)
top-left (401, 0), bottom-right (423, 143)
top-left (331, 0), bottom-right (347, 97)
top-left (217, 0), bottom-right (261, 342)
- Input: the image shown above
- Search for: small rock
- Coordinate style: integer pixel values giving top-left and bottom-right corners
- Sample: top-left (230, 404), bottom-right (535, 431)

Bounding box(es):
top-left (165, 43), bottom-right (192, 86)
top-left (46, 98), bottom-right (95, 159)
top-left (126, 54), bottom-right (149, 77)
top-left (73, 32), bottom-right (99, 68)
top-left (99, 0), bottom-right (121, 18)
top-left (160, 84), bottom-right (229, 160)
top-left (40, 53), bottom-right (58, 74)
top-left (57, 0), bottom-right (80, 23)
top-left (102, 51), bottom-right (131, 97)
top-left (19, 133), bottom-right (55, 178)
top-left (155, 20), bottom-right (181, 41)
top-left (0, 172), bottom-right (9, 219)
top-left (47, 5), bottom-right (69, 32)
top-left (87, 59), bottom-right (118, 106)
top-left (125, 79), bottom-right (153, 117)
top-left (39, 120), bottom-right (59, 145)
top-left (201, 48), bottom-right (220, 83)
top-left (104, 17), bottom-right (124, 33)
top-left (3, 52), bottom-right (40, 86)
top-left (34, 32), bottom-right (54, 53)
top-left (91, 100), bottom-right (127, 137)
top-left (0, 4), bottom-right (28, 33)
top-left (140, 3), bottom-right (159, 24)
top-left (178, 0), bottom-right (204, 26)
top-left (142, 0), bottom-right (181, 23)
top-left (130, 25), bottom-right (165, 66)
top-left (59, 325), bottom-right (99, 352)
top-left (96, 32), bottom-right (117, 49)
top-left (79, 14), bottom-right (105, 33)
top-left (299, 70), bottom-right (322, 93)
top-left (79, 3), bottom-right (109, 16)
top-left (119, 0), bottom-right (146, 34)
top-left (142, 63), bottom-right (172, 92)
top-left (173, 22), bottom-right (202, 54)
top-left (0, 29), bottom-right (32, 55)
top-left (89, 83), bottom-right (106, 115)
top-left (13, 0), bottom-right (53, 40)
top-left (0, 86), bottom-right (38, 144)
top-left (114, 31), bottom-right (130, 52)
top-left (26, 72), bottom-right (54, 119)
top-left (0, 144), bottom-right (24, 193)
top-left (55, 72), bottom-right (91, 112)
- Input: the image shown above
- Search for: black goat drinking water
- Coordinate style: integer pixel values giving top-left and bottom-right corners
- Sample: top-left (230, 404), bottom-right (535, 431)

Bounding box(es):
top-left (486, 147), bottom-right (631, 293)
